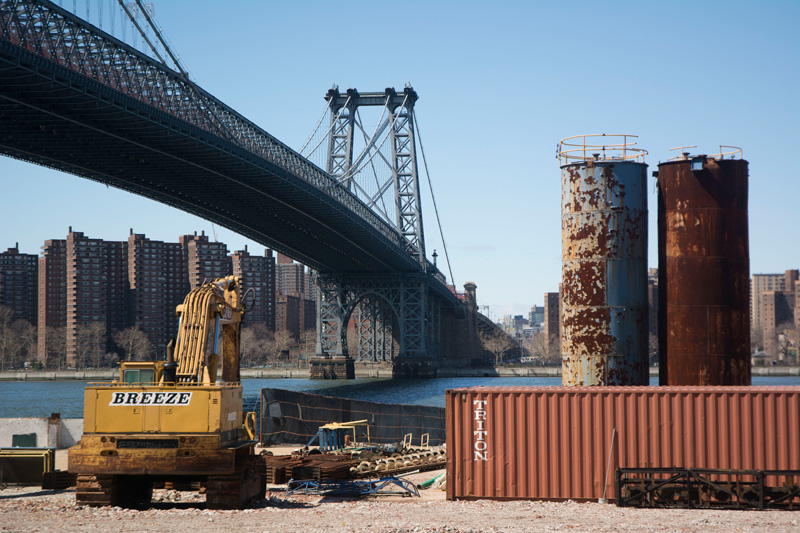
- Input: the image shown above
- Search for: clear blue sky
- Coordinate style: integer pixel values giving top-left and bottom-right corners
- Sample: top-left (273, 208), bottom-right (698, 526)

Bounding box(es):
top-left (1, 0), bottom-right (798, 319)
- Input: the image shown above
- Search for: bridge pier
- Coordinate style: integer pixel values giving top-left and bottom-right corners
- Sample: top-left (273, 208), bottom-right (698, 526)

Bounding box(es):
top-left (312, 272), bottom-right (448, 379)
top-left (308, 356), bottom-right (355, 379)
top-left (391, 357), bottom-right (437, 378)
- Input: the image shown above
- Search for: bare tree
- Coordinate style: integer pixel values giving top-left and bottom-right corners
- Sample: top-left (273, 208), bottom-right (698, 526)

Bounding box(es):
top-left (299, 329), bottom-right (316, 366)
top-left (648, 333), bottom-right (659, 365)
top-left (44, 326), bottom-right (67, 369)
top-left (113, 326), bottom-right (151, 362)
top-left (240, 325), bottom-right (257, 367)
top-left (268, 329), bottom-right (294, 364)
top-left (479, 327), bottom-right (516, 364)
top-left (776, 323), bottom-right (798, 364)
top-left (76, 323), bottom-right (108, 368)
top-left (240, 323), bottom-right (271, 367)
top-left (0, 305), bottom-right (14, 370)
top-left (346, 331), bottom-right (359, 359)
top-left (89, 322), bottom-right (108, 368)
top-left (11, 319), bottom-right (37, 366)
top-left (524, 331), bottom-right (548, 359)
top-left (751, 327), bottom-right (764, 354)
top-left (545, 334), bottom-right (561, 363)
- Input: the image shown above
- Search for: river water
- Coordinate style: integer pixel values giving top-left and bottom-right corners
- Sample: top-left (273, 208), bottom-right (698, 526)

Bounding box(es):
top-left (2, 375), bottom-right (799, 418)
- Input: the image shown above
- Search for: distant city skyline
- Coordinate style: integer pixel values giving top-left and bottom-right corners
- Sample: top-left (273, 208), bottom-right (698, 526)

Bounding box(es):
top-left (2, 0), bottom-right (798, 316)
top-left (0, 229), bottom-right (315, 367)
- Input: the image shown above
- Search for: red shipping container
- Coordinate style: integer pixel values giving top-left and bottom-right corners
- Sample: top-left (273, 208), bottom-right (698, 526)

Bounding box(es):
top-left (446, 386), bottom-right (800, 501)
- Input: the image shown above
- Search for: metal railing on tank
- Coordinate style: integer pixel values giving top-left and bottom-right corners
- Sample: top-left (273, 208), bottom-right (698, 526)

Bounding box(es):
top-left (557, 134), bottom-right (648, 165)
top-left (668, 145), bottom-right (743, 161)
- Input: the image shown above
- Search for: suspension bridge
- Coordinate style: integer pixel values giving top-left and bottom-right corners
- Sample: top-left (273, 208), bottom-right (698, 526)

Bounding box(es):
top-left (0, 0), bottom-right (490, 377)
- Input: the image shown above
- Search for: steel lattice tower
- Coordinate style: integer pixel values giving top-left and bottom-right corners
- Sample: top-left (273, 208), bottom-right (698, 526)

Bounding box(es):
top-left (315, 87), bottom-right (431, 368)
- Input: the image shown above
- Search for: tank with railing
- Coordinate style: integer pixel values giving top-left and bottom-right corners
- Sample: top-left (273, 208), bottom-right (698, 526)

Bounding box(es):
top-left (557, 134), bottom-right (648, 165)
top-left (558, 134), bottom-right (649, 386)
top-left (657, 144), bottom-right (750, 385)
top-left (666, 145), bottom-right (743, 161)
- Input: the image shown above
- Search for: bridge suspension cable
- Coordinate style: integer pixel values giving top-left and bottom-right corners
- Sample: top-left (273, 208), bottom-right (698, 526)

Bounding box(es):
top-left (354, 108), bottom-right (392, 220)
top-left (299, 96), bottom-right (333, 156)
top-left (414, 116), bottom-right (455, 287)
top-left (116, 0), bottom-right (246, 148)
top-left (347, 99), bottom-right (391, 180)
top-left (127, 0), bottom-right (191, 80)
top-left (340, 93), bottom-right (408, 183)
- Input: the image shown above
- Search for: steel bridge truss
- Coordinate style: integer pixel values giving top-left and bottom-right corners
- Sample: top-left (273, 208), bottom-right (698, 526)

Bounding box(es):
top-left (0, 0), bottom-right (404, 253)
top-left (315, 273), bottom-right (441, 362)
top-left (0, 1), bottom-right (461, 369)
top-left (354, 297), bottom-right (395, 362)
top-left (324, 88), bottom-right (426, 268)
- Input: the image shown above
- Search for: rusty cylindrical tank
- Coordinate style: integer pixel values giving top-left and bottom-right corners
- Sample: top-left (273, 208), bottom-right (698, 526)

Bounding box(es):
top-left (559, 135), bottom-right (649, 385)
top-left (657, 151), bottom-right (750, 385)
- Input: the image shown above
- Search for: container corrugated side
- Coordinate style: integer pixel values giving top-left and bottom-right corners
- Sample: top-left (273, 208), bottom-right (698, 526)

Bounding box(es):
top-left (446, 386), bottom-right (800, 501)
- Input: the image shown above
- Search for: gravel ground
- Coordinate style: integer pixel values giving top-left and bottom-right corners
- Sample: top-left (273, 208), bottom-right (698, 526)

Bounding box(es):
top-left (2, 483), bottom-right (799, 533)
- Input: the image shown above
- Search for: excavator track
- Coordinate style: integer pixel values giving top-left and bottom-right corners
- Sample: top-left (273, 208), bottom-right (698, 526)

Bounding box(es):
top-left (76, 474), bottom-right (154, 509)
top-left (205, 455), bottom-right (265, 510)
top-left (75, 474), bottom-right (115, 507)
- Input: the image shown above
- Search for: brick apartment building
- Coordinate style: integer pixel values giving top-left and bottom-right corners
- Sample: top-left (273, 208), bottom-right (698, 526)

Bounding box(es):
top-left (182, 231), bottom-right (231, 289)
top-left (9, 230), bottom-right (321, 367)
top-left (231, 246), bottom-right (276, 330)
top-left (0, 244), bottom-right (38, 326)
top-left (276, 252), bottom-right (306, 296)
top-left (127, 231), bottom-right (188, 358)
top-left (37, 238), bottom-right (67, 364)
top-left (275, 292), bottom-right (316, 339)
top-left (64, 230), bottom-right (129, 366)
top-left (751, 273), bottom-right (789, 332)
top-left (304, 269), bottom-right (319, 303)
top-left (274, 252), bottom-right (316, 339)
top-left (543, 291), bottom-right (560, 360)
top-left (648, 268), bottom-right (658, 340)
top-left (757, 270), bottom-right (799, 357)
top-left (275, 294), bottom-right (301, 338)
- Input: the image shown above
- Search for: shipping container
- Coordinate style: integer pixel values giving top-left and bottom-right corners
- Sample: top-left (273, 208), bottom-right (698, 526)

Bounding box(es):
top-left (446, 386), bottom-right (800, 501)
top-left (559, 135), bottom-right (649, 385)
top-left (657, 152), bottom-right (750, 385)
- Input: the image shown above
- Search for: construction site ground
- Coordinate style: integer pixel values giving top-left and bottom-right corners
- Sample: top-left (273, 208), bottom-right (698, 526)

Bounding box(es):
top-left (0, 449), bottom-right (798, 532)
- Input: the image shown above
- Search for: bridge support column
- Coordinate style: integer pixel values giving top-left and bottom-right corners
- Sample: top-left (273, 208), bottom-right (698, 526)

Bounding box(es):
top-left (311, 275), bottom-right (354, 379)
top-left (355, 298), bottom-right (395, 362)
top-left (311, 273), bottom-right (444, 379)
top-left (391, 278), bottom-right (435, 378)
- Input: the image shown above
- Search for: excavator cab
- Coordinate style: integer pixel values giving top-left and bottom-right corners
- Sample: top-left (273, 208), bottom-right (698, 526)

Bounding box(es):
top-left (119, 361), bottom-right (163, 384)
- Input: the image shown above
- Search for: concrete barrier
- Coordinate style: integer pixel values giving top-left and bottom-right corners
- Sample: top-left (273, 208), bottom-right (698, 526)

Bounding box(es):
top-left (0, 370), bottom-right (115, 381)
top-left (0, 416), bottom-right (83, 449)
top-left (0, 365), bottom-right (797, 382)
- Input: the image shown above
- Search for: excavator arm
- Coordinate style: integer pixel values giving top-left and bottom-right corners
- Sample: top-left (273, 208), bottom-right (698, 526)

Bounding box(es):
top-left (171, 276), bottom-right (244, 384)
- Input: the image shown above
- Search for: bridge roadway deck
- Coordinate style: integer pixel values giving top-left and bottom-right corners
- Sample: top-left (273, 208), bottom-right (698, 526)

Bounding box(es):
top-left (0, 1), bottom-right (458, 306)
top-left (0, 43), bottom-right (414, 274)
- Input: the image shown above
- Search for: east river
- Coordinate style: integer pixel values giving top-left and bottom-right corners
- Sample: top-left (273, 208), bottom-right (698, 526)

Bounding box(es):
top-left (2, 375), bottom-right (799, 418)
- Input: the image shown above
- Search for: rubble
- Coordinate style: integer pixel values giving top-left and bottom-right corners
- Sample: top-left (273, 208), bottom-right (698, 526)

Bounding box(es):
top-left (1, 485), bottom-right (799, 532)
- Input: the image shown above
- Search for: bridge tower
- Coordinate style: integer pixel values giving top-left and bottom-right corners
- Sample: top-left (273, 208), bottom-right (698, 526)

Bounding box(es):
top-left (310, 87), bottom-right (436, 378)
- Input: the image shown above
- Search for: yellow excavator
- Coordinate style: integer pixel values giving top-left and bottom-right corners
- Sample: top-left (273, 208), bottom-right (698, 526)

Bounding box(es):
top-left (68, 276), bottom-right (264, 509)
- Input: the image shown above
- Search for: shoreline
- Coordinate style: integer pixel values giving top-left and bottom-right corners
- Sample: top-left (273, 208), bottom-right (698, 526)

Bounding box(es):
top-left (1, 365), bottom-right (798, 381)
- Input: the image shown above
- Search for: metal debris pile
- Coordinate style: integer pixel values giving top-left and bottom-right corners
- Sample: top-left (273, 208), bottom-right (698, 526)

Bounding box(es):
top-left (350, 446), bottom-right (447, 477)
top-left (261, 443), bottom-right (447, 486)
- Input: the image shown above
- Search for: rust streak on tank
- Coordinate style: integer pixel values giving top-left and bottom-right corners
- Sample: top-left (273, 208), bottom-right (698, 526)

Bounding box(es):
top-left (657, 156), bottom-right (750, 386)
top-left (560, 142), bottom-right (648, 386)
